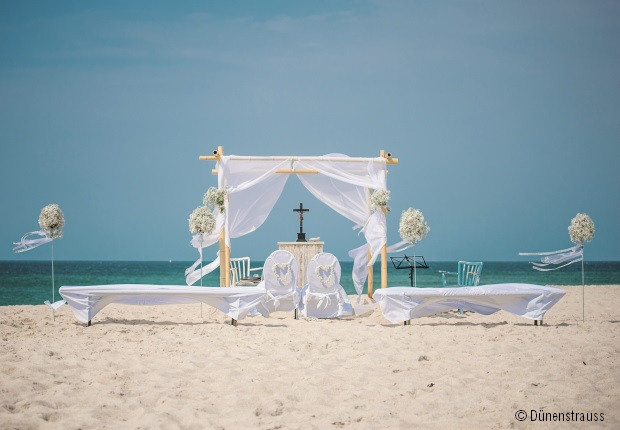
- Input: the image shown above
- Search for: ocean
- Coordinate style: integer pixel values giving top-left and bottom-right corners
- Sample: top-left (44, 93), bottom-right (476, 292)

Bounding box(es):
top-left (1, 260), bottom-right (619, 306)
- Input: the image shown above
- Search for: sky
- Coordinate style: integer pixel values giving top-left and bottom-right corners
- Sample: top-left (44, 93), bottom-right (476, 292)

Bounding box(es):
top-left (1, 0), bottom-right (619, 262)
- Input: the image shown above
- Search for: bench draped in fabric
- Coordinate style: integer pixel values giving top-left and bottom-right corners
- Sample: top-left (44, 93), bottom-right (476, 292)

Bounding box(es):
top-left (59, 284), bottom-right (266, 323)
top-left (373, 283), bottom-right (565, 323)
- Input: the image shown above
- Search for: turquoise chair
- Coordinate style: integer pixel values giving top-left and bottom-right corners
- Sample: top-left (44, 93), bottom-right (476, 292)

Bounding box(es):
top-left (438, 261), bottom-right (483, 314)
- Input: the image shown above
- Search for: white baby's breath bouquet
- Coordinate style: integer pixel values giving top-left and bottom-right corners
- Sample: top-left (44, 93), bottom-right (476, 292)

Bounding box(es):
top-left (188, 205), bottom-right (215, 291)
top-left (204, 187), bottom-right (228, 213)
top-left (189, 206), bottom-right (216, 235)
top-left (568, 213), bottom-right (595, 244)
top-left (39, 204), bottom-right (64, 239)
top-left (399, 208), bottom-right (430, 245)
top-left (370, 189), bottom-right (391, 212)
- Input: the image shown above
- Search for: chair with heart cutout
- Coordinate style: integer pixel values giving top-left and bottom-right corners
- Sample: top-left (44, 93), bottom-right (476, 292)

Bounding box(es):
top-left (254, 250), bottom-right (301, 318)
top-left (299, 252), bottom-right (353, 318)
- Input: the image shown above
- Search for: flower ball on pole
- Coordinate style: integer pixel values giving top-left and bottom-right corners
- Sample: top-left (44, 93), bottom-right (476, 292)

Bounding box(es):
top-left (399, 208), bottom-right (430, 287)
top-left (568, 213), bottom-right (595, 322)
top-left (189, 206), bottom-right (216, 287)
top-left (189, 205), bottom-right (215, 318)
top-left (13, 203), bottom-right (65, 320)
top-left (39, 204), bottom-right (64, 309)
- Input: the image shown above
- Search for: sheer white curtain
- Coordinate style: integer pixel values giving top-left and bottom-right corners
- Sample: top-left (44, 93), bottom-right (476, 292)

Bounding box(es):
top-left (219, 156), bottom-right (291, 246)
top-left (294, 154), bottom-right (387, 296)
top-left (186, 156), bottom-right (290, 285)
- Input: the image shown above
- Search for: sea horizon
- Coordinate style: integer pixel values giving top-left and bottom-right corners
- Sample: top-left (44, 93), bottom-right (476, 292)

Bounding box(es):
top-left (2, 260), bottom-right (619, 306)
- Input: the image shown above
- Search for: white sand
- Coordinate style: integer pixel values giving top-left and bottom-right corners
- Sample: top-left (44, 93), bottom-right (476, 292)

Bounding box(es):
top-left (0, 285), bottom-right (618, 429)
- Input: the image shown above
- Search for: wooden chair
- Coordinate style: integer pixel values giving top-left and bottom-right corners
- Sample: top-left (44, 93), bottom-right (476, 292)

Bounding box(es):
top-left (229, 257), bottom-right (263, 286)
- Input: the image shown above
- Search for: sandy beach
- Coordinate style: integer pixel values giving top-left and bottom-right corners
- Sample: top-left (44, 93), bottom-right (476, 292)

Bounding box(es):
top-left (0, 285), bottom-right (618, 429)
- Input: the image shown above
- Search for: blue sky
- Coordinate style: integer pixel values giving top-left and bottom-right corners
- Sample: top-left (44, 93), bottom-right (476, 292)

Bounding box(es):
top-left (1, 0), bottom-right (619, 262)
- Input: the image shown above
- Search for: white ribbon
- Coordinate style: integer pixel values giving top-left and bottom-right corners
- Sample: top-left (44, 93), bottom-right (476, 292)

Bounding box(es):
top-left (266, 289), bottom-right (298, 310)
top-left (13, 230), bottom-right (52, 253)
top-left (310, 291), bottom-right (338, 309)
top-left (185, 234), bottom-right (221, 286)
top-left (519, 245), bottom-right (583, 271)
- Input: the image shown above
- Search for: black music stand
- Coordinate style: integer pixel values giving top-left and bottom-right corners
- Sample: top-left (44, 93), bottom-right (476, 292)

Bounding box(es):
top-left (390, 255), bottom-right (429, 287)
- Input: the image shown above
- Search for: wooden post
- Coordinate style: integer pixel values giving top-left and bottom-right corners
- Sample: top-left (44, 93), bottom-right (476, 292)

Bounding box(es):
top-left (367, 248), bottom-right (374, 298)
top-left (225, 244), bottom-right (231, 287)
top-left (381, 205), bottom-right (388, 289)
top-left (219, 228), bottom-right (226, 287)
top-left (216, 145), bottom-right (230, 288)
top-left (380, 149), bottom-right (389, 290)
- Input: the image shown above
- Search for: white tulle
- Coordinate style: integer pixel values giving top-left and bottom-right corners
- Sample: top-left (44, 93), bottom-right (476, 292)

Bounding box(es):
top-left (13, 230), bottom-right (52, 253)
top-left (519, 245), bottom-right (583, 272)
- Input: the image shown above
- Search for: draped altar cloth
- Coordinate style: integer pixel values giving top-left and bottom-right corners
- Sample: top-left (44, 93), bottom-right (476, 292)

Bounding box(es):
top-left (189, 153), bottom-right (403, 296)
top-left (373, 284), bottom-right (566, 323)
top-left (59, 285), bottom-right (267, 323)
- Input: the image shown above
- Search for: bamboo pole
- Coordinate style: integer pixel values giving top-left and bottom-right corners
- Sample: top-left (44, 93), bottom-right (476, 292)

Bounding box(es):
top-left (381, 205), bottom-right (388, 289)
top-left (380, 149), bottom-right (389, 289)
top-left (225, 244), bottom-right (231, 287)
top-left (212, 168), bottom-right (363, 175)
top-left (217, 146), bottom-right (228, 287)
top-left (201, 154), bottom-right (398, 164)
top-left (367, 248), bottom-right (374, 298)
top-left (219, 227), bottom-right (226, 287)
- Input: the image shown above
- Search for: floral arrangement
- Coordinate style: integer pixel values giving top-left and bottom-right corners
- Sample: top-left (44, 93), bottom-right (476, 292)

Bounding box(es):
top-left (204, 187), bottom-right (228, 213)
top-left (272, 263), bottom-right (292, 285)
top-left (568, 213), bottom-right (595, 244)
top-left (38, 204), bottom-right (64, 239)
top-left (189, 206), bottom-right (216, 235)
top-left (370, 189), bottom-right (391, 212)
top-left (315, 265), bottom-right (335, 288)
top-left (399, 208), bottom-right (430, 245)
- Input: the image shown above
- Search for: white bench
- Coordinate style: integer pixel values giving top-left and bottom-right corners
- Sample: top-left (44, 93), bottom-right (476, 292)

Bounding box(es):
top-left (59, 284), bottom-right (266, 326)
top-left (373, 283), bottom-right (565, 325)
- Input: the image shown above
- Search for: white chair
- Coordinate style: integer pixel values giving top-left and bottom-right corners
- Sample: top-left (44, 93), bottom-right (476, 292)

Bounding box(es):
top-left (230, 257), bottom-right (263, 286)
top-left (254, 250), bottom-right (300, 318)
top-left (299, 252), bottom-right (353, 318)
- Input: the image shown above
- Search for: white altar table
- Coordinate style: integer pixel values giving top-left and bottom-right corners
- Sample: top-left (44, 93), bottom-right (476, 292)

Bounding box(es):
top-left (277, 241), bottom-right (323, 288)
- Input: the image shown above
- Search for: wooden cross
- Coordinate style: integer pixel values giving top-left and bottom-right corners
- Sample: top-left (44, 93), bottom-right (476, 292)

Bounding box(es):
top-left (293, 203), bottom-right (309, 242)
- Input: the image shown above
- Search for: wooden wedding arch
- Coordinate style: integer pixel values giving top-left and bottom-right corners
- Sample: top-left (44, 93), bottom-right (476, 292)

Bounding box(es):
top-left (199, 146), bottom-right (398, 298)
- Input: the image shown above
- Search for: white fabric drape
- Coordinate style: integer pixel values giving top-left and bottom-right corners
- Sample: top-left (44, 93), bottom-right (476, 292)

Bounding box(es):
top-left (373, 284), bottom-right (566, 323)
top-left (519, 245), bottom-right (583, 271)
top-left (13, 230), bottom-right (52, 253)
top-left (294, 154), bottom-right (388, 296)
top-left (219, 156), bottom-right (290, 247)
top-left (59, 285), bottom-right (267, 323)
top-left (186, 157), bottom-right (289, 285)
